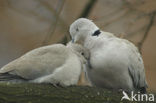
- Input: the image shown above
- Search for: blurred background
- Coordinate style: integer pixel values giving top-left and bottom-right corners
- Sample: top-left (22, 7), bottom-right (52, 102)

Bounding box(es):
top-left (0, 0), bottom-right (156, 91)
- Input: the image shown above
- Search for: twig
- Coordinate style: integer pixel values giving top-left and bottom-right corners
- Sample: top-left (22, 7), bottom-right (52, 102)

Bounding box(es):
top-left (138, 12), bottom-right (156, 52)
top-left (40, 0), bottom-right (70, 45)
top-left (79, 0), bottom-right (97, 18)
top-left (60, 0), bottom-right (97, 45)
top-left (40, 0), bottom-right (68, 28)
top-left (94, 7), bottom-right (126, 22)
top-left (100, 9), bottom-right (130, 29)
top-left (7, 0), bottom-right (68, 45)
top-left (42, 0), bottom-right (65, 46)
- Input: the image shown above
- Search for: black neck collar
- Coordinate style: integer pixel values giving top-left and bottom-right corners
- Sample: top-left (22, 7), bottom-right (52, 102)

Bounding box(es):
top-left (92, 29), bottom-right (101, 36)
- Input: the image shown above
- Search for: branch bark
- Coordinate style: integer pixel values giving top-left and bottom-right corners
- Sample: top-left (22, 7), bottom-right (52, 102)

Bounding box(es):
top-left (0, 83), bottom-right (155, 103)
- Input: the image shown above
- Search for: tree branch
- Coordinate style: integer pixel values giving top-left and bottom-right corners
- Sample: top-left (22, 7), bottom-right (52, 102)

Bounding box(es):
top-left (0, 83), bottom-right (155, 103)
top-left (138, 12), bottom-right (156, 52)
top-left (79, 0), bottom-right (97, 18)
top-left (60, 0), bottom-right (97, 45)
top-left (42, 0), bottom-right (65, 46)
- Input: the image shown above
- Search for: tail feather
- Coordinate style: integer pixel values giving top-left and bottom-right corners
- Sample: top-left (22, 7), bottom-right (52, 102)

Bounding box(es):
top-left (0, 73), bottom-right (28, 82)
top-left (140, 87), bottom-right (147, 94)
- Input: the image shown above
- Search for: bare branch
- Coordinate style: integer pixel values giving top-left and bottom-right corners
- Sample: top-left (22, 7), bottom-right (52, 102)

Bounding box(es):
top-left (40, 0), bottom-right (68, 28)
top-left (42, 0), bottom-right (65, 46)
top-left (138, 12), bottom-right (156, 52)
top-left (99, 9), bottom-right (130, 29)
top-left (94, 7), bottom-right (127, 22)
top-left (60, 0), bottom-right (98, 45)
top-left (79, 0), bottom-right (97, 18)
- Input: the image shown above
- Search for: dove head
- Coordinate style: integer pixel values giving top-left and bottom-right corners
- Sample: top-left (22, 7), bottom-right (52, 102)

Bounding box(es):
top-left (67, 43), bottom-right (90, 60)
top-left (73, 44), bottom-right (90, 61)
top-left (70, 18), bottom-right (99, 44)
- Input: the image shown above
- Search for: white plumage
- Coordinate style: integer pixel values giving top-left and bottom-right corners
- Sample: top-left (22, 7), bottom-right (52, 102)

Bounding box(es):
top-left (0, 43), bottom-right (91, 87)
top-left (70, 18), bottom-right (148, 93)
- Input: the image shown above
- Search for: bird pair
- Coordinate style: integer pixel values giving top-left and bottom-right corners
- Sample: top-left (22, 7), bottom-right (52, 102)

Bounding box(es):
top-left (0, 18), bottom-right (148, 93)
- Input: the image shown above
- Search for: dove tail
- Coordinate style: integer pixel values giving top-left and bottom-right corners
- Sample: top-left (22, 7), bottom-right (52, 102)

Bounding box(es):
top-left (0, 73), bottom-right (28, 82)
top-left (140, 87), bottom-right (147, 94)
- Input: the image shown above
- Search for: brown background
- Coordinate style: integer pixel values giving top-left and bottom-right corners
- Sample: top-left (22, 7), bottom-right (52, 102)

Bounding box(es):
top-left (0, 0), bottom-right (156, 91)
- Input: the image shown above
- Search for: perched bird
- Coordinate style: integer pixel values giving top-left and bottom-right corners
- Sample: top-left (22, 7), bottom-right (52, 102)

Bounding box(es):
top-left (0, 43), bottom-right (91, 87)
top-left (69, 18), bottom-right (148, 93)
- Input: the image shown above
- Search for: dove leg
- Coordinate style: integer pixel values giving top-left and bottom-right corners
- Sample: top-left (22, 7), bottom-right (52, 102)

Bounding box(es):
top-left (77, 64), bottom-right (92, 86)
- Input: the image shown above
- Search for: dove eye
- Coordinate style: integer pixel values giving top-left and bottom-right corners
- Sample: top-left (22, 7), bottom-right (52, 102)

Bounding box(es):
top-left (76, 28), bottom-right (79, 32)
top-left (81, 52), bottom-right (84, 55)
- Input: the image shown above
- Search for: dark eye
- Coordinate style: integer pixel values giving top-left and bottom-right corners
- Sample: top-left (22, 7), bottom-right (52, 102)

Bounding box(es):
top-left (81, 52), bottom-right (84, 55)
top-left (76, 28), bottom-right (79, 31)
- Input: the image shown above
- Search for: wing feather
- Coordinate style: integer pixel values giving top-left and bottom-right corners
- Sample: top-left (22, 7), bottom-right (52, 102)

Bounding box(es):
top-left (126, 41), bottom-right (148, 92)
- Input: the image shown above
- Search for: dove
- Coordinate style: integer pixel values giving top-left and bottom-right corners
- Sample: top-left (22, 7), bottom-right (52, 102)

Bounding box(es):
top-left (69, 18), bottom-right (148, 93)
top-left (0, 43), bottom-right (91, 87)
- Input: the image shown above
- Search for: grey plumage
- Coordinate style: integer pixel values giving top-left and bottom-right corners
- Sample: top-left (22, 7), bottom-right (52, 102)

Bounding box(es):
top-left (0, 43), bottom-right (91, 86)
top-left (69, 18), bottom-right (148, 92)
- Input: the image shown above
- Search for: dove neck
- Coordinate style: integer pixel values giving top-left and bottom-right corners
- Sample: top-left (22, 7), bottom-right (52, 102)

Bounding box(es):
top-left (84, 37), bottom-right (100, 50)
